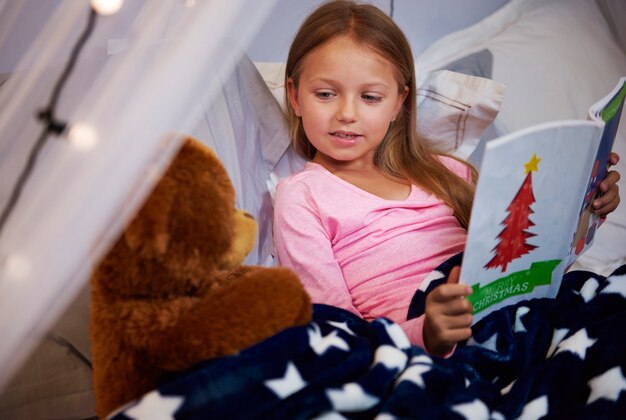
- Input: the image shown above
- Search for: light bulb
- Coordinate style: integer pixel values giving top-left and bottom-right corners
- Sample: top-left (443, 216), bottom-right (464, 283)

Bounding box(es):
top-left (68, 123), bottom-right (98, 150)
top-left (91, 0), bottom-right (124, 15)
top-left (2, 254), bottom-right (31, 280)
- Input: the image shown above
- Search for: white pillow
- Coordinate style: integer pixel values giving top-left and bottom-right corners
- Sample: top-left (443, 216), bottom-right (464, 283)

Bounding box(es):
top-left (415, 69), bottom-right (504, 160)
top-left (417, 0), bottom-right (626, 193)
top-left (253, 62), bottom-right (504, 161)
top-left (415, 0), bottom-right (626, 274)
top-left (416, 0), bottom-right (626, 135)
top-left (253, 61), bottom-right (288, 114)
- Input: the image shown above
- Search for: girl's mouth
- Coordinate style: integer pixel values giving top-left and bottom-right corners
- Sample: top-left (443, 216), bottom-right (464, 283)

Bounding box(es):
top-left (331, 131), bottom-right (361, 140)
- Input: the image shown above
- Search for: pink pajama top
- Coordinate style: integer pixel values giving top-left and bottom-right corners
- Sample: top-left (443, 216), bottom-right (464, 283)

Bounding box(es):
top-left (273, 157), bottom-right (471, 351)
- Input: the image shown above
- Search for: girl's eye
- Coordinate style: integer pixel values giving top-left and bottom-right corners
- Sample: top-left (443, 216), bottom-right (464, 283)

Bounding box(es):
top-left (315, 91), bottom-right (334, 99)
top-left (362, 94), bottom-right (382, 103)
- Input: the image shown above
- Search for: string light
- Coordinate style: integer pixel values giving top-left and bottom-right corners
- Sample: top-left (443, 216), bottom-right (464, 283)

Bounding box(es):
top-left (2, 254), bottom-right (31, 280)
top-left (90, 0), bottom-right (124, 16)
top-left (0, 8), bottom-right (98, 238)
top-left (68, 123), bottom-right (99, 150)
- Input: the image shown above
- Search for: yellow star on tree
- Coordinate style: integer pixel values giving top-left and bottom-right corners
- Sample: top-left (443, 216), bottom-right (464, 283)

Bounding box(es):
top-left (524, 153), bottom-right (541, 174)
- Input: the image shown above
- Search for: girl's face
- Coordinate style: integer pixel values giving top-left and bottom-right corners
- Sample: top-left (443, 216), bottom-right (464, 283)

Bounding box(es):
top-left (288, 36), bottom-right (407, 170)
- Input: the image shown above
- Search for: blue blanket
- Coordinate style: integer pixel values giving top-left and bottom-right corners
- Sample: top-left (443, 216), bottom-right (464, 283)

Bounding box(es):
top-left (111, 260), bottom-right (626, 419)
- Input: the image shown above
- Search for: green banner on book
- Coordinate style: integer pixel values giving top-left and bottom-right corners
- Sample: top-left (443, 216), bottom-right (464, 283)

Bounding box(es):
top-left (469, 259), bottom-right (561, 314)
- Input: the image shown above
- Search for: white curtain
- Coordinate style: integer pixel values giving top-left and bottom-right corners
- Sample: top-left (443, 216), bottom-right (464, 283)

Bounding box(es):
top-left (0, 0), bottom-right (277, 389)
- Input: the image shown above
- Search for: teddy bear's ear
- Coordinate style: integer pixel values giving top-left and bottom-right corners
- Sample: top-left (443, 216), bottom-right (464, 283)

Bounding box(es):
top-left (124, 175), bottom-right (176, 258)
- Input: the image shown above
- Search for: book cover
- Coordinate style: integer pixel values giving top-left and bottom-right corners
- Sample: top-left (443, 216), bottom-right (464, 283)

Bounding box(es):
top-left (461, 77), bottom-right (626, 324)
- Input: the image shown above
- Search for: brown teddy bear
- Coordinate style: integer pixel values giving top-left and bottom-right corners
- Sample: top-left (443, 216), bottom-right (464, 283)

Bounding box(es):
top-left (90, 136), bottom-right (312, 418)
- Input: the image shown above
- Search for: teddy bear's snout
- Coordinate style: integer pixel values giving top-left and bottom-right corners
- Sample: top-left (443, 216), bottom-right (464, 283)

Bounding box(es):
top-left (218, 209), bottom-right (258, 270)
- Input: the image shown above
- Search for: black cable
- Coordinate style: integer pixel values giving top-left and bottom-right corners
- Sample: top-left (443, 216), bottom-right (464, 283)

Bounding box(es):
top-left (390, 0), bottom-right (394, 19)
top-left (0, 8), bottom-right (98, 239)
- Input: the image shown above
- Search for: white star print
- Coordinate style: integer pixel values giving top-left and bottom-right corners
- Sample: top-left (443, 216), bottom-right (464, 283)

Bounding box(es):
top-left (124, 391), bottom-right (184, 420)
top-left (517, 395), bottom-right (548, 420)
top-left (577, 277), bottom-right (599, 302)
top-left (308, 324), bottom-right (350, 355)
top-left (264, 362), bottom-right (307, 399)
top-left (451, 399), bottom-right (490, 419)
top-left (546, 328), bottom-right (569, 358)
top-left (468, 333), bottom-right (499, 352)
top-left (372, 345), bottom-right (408, 371)
top-left (491, 411), bottom-right (506, 420)
top-left (418, 269), bottom-right (446, 292)
top-left (327, 320), bottom-right (356, 336)
top-left (396, 363), bottom-right (431, 389)
top-left (599, 273), bottom-right (626, 299)
top-left (514, 306), bottom-right (530, 333)
top-left (410, 354), bottom-right (433, 364)
top-left (312, 411), bottom-right (348, 420)
top-left (555, 328), bottom-right (596, 360)
top-left (587, 366), bottom-right (626, 403)
top-left (326, 383), bottom-right (379, 412)
top-left (380, 319), bottom-right (410, 350)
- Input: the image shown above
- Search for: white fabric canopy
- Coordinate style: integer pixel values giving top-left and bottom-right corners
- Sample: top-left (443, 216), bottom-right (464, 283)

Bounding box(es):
top-left (0, 0), bottom-right (277, 389)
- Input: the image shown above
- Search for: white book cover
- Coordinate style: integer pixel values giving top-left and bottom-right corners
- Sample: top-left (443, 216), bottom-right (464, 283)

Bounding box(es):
top-left (461, 77), bottom-right (625, 324)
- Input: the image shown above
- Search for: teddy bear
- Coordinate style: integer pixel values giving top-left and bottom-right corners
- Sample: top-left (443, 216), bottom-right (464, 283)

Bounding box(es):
top-left (89, 136), bottom-right (312, 418)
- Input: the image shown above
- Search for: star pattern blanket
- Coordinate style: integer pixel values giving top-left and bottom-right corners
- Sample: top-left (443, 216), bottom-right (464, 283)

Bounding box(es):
top-left (111, 260), bottom-right (626, 419)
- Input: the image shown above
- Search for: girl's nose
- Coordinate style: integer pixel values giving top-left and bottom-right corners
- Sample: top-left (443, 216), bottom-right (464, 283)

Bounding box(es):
top-left (336, 98), bottom-right (357, 123)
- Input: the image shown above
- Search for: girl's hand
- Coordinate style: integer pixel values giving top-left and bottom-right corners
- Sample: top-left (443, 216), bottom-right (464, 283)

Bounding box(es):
top-left (423, 266), bottom-right (473, 356)
top-left (593, 152), bottom-right (621, 217)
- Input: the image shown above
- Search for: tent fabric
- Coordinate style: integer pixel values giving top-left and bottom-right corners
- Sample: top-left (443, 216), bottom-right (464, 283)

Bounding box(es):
top-left (0, 0), bottom-right (278, 391)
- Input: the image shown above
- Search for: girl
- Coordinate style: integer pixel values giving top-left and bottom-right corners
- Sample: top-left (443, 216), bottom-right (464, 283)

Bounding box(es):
top-left (273, 0), bottom-right (621, 357)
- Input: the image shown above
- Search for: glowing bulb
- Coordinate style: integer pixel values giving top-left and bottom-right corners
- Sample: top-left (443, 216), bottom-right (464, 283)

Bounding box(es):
top-left (91, 0), bottom-right (124, 15)
top-left (68, 123), bottom-right (98, 150)
top-left (2, 254), bottom-right (31, 280)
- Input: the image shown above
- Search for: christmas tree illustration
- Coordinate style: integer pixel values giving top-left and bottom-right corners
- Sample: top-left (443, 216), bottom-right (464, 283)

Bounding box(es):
top-left (485, 154), bottom-right (541, 272)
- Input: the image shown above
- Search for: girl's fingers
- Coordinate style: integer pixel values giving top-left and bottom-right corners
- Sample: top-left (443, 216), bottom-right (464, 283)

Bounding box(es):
top-left (438, 326), bottom-right (473, 344)
top-left (594, 185), bottom-right (620, 215)
top-left (595, 184), bottom-right (617, 206)
top-left (440, 297), bottom-right (473, 316)
top-left (599, 170), bottom-right (620, 193)
top-left (432, 283), bottom-right (472, 301)
top-left (445, 313), bottom-right (473, 329)
top-left (447, 266), bottom-right (461, 284)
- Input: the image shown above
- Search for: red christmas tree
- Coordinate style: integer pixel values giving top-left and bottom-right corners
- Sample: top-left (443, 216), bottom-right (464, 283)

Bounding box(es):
top-left (485, 154), bottom-right (540, 272)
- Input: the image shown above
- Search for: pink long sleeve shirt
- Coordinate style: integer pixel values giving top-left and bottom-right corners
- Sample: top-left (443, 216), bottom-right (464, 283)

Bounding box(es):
top-left (273, 158), bottom-right (470, 351)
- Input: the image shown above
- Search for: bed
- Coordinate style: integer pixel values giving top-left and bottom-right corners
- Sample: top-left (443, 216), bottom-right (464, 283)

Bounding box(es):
top-left (0, 0), bottom-right (625, 418)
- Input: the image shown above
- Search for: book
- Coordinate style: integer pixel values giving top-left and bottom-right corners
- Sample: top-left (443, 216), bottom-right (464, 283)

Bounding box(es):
top-left (461, 77), bottom-right (626, 324)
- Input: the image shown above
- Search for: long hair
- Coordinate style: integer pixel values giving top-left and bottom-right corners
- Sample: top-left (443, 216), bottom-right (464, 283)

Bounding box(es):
top-left (285, 0), bottom-right (476, 229)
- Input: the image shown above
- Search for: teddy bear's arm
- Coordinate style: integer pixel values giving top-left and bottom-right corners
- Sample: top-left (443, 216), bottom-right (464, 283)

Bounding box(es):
top-left (115, 266), bottom-right (311, 372)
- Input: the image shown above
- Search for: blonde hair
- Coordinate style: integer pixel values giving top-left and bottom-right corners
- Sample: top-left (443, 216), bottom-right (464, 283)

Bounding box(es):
top-left (285, 0), bottom-right (476, 229)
